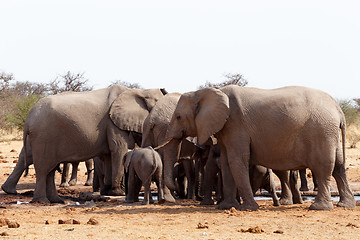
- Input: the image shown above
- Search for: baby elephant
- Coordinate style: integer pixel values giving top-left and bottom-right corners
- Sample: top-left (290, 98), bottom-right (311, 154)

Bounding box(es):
top-left (124, 147), bottom-right (165, 205)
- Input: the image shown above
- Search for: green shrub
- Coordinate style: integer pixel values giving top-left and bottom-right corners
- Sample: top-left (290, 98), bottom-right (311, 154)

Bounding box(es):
top-left (5, 94), bottom-right (42, 130)
top-left (338, 99), bottom-right (359, 126)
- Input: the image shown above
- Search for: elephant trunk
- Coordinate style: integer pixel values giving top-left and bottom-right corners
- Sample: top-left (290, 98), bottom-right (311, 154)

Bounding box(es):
top-left (163, 138), bottom-right (182, 191)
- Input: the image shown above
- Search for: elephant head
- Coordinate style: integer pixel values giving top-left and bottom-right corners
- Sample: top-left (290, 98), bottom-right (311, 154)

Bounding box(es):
top-left (164, 87), bottom-right (230, 190)
top-left (109, 88), bottom-right (167, 134)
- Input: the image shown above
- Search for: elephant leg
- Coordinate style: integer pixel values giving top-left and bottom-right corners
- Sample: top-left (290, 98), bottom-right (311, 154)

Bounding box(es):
top-left (268, 169), bottom-right (280, 206)
top-left (227, 149), bottom-right (257, 210)
top-left (68, 162), bottom-right (79, 186)
top-left (309, 153), bottom-right (334, 210)
top-left (201, 155), bottom-right (220, 205)
top-left (46, 169), bottom-right (64, 203)
top-left (216, 143), bottom-right (240, 210)
top-left (183, 159), bottom-right (196, 200)
top-left (125, 165), bottom-right (137, 203)
top-left (332, 148), bottom-right (355, 208)
top-left (290, 170), bottom-right (303, 204)
top-left (101, 155), bottom-right (112, 195)
top-left (142, 179), bottom-right (151, 205)
top-left (60, 163), bottom-right (70, 187)
top-left (274, 170), bottom-right (293, 205)
top-left (164, 185), bottom-right (176, 203)
top-left (312, 170), bottom-right (318, 191)
top-left (299, 169), bottom-right (309, 191)
top-left (85, 159), bottom-right (94, 186)
top-left (2, 147), bottom-right (32, 194)
top-left (32, 163), bottom-right (51, 203)
top-left (155, 165), bottom-right (165, 204)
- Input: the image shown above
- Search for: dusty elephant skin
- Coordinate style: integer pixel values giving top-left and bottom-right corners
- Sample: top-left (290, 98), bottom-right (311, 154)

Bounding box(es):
top-left (2, 85), bottom-right (166, 203)
top-left (165, 85), bottom-right (356, 211)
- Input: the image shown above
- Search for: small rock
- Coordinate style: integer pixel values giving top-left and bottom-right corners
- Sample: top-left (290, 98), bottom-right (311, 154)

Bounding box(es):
top-left (229, 207), bottom-right (237, 213)
top-left (239, 226), bottom-right (264, 234)
top-left (197, 222), bottom-right (208, 229)
top-left (0, 155), bottom-right (4, 159)
top-left (346, 223), bottom-right (359, 228)
top-left (10, 149), bottom-right (17, 153)
top-left (65, 228), bottom-right (75, 231)
top-left (66, 207), bottom-right (76, 212)
top-left (0, 160), bottom-right (7, 163)
top-left (0, 232), bottom-right (9, 236)
top-left (45, 220), bottom-right (50, 224)
top-left (0, 218), bottom-right (8, 227)
top-left (7, 221), bottom-right (20, 228)
top-left (58, 219), bottom-right (72, 224)
top-left (72, 219), bottom-right (80, 225)
top-left (274, 230), bottom-right (284, 234)
top-left (13, 160), bottom-right (18, 163)
top-left (87, 218), bottom-right (99, 225)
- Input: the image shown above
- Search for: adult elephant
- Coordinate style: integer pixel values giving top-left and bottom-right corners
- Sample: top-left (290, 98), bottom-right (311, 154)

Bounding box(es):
top-left (164, 85), bottom-right (355, 210)
top-left (141, 92), bottom-right (201, 201)
top-left (12, 85), bottom-right (166, 203)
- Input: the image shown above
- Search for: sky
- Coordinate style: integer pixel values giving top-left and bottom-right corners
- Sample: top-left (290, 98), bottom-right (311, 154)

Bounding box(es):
top-left (1, 0), bottom-right (359, 99)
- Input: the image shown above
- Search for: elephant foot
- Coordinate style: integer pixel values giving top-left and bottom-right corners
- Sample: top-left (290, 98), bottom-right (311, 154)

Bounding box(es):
top-left (59, 182), bottom-right (69, 188)
top-left (109, 187), bottom-right (125, 196)
top-left (31, 197), bottom-right (51, 203)
top-left (313, 187), bottom-right (318, 191)
top-left (1, 184), bottom-right (18, 195)
top-left (273, 200), bottom-right (280, 206)
top-left (158, 198), bottom-right (165, 204)
top-left (200, 198), bottom-right (215, 205)
top-left (300, 186), bottom-right (309, 191)
top-left (239, 200), bottom-right (259, 211)
top-left (68, 179), bottom-right (77, 186)
top-left (164, 193), bottom-right (176, 203)
top-left (48, 195), bottom-right (65, 204)
top-left (293, 197), bottom-right (303, 204)
top-left (216, 199), bottom-right (240, 210)
top-left (100, 185), bottom-right (112, 195)
top-left (84, 180), bottom-right (92, 186)
top-left (336, 198), bottom-right (356, 208)
top-left (279, 198), bottom-right (293, 205)
top-left (309, 200), bottom-right (333, 210)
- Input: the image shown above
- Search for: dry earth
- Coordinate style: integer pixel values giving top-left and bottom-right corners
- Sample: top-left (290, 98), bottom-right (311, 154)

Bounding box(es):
top-left (0, 138), bottom-right (360, 239)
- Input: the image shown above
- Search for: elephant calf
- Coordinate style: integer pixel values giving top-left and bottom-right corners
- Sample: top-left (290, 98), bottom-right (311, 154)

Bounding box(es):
top-left (124, 147), bottom-right (165, 205)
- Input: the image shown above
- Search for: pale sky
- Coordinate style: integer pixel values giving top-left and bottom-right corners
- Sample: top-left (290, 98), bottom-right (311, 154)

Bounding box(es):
top-left (1, 0), bottom-right (359, 99)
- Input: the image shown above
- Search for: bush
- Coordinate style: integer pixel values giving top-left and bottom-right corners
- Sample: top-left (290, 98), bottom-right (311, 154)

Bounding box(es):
top-left (338, 99), bottom-right (359, 126)
top-left (5, 94), bottom-right (42, 130)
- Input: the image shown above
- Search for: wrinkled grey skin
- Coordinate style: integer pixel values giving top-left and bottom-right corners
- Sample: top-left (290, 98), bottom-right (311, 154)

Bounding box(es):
top-left (10, 85), bottom-right (165, 203)
top-left (165, 85), bottom-right (355, 211)
top-left (60, 159), bottom-right (94, 187)
top-left (142, 93), bottom-right (200, 202)
top-left (124, 147), bottom-right (165, 205)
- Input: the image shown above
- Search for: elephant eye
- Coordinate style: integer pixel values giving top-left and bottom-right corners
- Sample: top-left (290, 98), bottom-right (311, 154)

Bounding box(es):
top-left (176, 115), bottom-right (181, 120)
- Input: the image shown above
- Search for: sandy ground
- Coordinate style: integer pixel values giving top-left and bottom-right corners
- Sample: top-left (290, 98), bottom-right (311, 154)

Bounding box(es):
top-left (0, 139), bottom-right (360, 239)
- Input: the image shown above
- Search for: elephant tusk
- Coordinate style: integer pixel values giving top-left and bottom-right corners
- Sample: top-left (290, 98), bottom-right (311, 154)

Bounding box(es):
top-left (154, 138), bottom-right (174, 150)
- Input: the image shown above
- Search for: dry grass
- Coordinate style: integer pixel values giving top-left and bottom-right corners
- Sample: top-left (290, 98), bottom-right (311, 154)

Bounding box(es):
top-left (0, 128), bottom-right (22, 141)
top-left (347, 124), bottom-right (360, 148)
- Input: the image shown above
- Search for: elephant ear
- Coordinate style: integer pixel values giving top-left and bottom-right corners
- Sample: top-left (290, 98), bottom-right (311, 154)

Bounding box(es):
top-left (195, 88), bottom-right (230, 145)
top-left (110, 89), bottom-right (156, 133)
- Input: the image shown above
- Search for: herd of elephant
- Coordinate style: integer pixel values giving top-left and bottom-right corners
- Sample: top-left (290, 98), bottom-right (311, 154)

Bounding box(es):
top-left (0, 84), bottom-right (356, 211)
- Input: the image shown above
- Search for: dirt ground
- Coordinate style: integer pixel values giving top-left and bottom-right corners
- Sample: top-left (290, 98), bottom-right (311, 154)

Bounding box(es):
top-left (0, 139), bottom-right (360, 239)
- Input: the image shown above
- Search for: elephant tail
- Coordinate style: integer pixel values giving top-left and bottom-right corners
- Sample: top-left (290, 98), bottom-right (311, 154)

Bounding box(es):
top-left (340, 115), bottom-right (346, 164)
top-left (22, 122), bottom-right (30, 177)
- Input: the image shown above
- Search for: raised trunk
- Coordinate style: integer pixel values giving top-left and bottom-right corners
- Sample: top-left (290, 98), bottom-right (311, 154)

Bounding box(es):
top-left (163, 138), bottom-right (182, 191)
